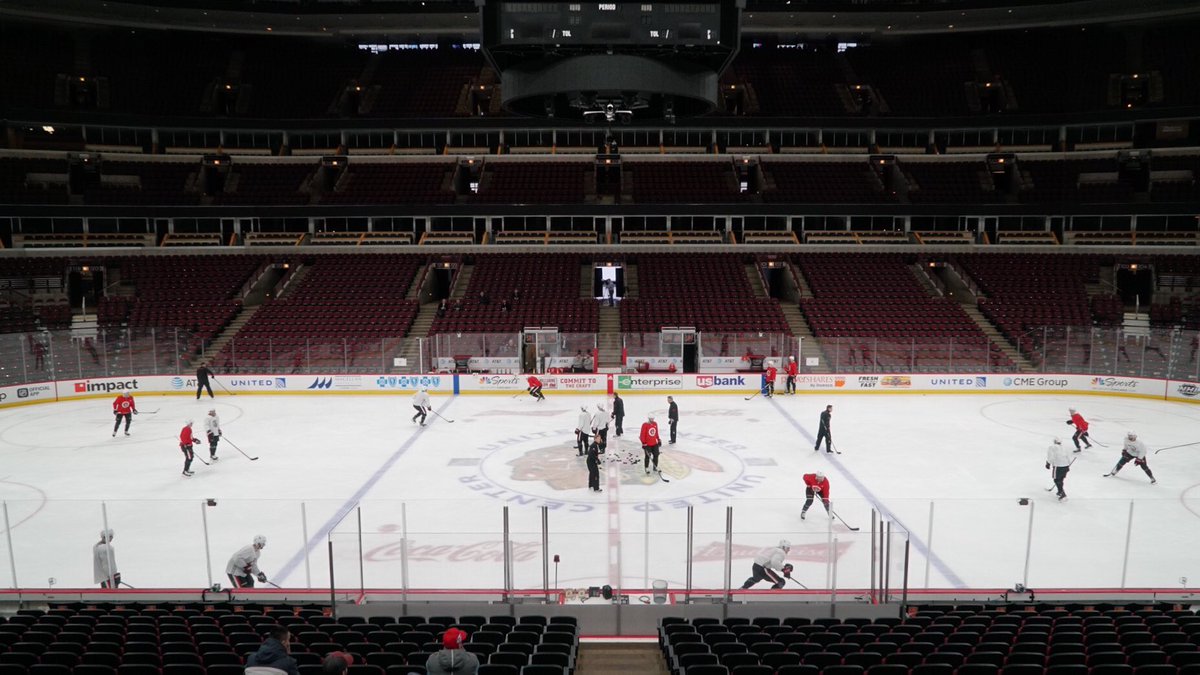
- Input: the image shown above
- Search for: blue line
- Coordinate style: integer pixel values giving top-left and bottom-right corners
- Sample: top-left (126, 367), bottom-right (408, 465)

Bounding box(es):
top-left (768, 398), bottom-right (967, 588)
top-left (276, 397), bottom-right (456, 584)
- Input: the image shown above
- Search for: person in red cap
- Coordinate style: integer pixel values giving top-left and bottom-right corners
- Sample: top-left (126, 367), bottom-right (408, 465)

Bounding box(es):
top-left (427, 627), bottom-right (480, 674)
top-left (526, 375), bottom-right (545, 401)
top-left (784, 355), bottom-right (799, 395)
top-left (802, 471), bottom-right (832, 520)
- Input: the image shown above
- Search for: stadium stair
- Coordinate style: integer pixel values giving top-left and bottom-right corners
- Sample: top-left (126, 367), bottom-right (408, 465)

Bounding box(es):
top-left (575, 642), bottom-right (669, 675)
top-left (745, 263), bottom-right (768, 297)
top-left (398, 301), bottom-right (439, 369)
top-left (961, 302), bottom-right (1036, 372)
top-left (450, 264), bottom-right (473, 299)
top-left (202, 304), bottom-right (260, 366)
top-left (783, 262), bottom-right (830, 372)
top-left (597, 305), bottom-right (622, 371)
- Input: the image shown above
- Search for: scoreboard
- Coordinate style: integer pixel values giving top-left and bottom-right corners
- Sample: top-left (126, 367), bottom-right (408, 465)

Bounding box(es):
top-left (492, 1), bottom-right (727, 47)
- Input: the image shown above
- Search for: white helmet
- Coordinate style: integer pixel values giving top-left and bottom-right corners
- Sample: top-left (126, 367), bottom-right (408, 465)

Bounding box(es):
top-left (581, 405), bottom-right (589, 412)
top-left (100, 529), bottom-right (114, 542)
top-left (815, 472), bottom-right (826, 481)
top-left (1069, 408), bottom-right (1077, 414)
top-left (253, 535), bottom-right (267, 548)
top-left (779, 539), bottom-right (791, 550)
top-left (1127, 431), bottom-right (1137, 440)
top-left (208, 409), bottom-right (217, 415)
top-left (421, 386), bottom-right (428, 392)
top-left (789, 355), bottom-right (796, 360)
top-left (1053, 437), bottom-right (1062, 445)
top-left (185, 419), bottom-right (194, 426)
top-left (648, 414), bottom-right (655, 421)
top-left (597, 403), bottom-right (606, 411)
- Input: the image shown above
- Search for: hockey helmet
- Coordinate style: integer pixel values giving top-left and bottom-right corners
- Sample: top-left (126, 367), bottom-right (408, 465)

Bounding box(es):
top-left (185, 419), bottom-right (194, 426)
top-left (123, 392), bottom-right (132, 397)
top-left (581, 405), bottom-right (589, 412)
top-left (597, 403), bottom-right (606, 411)
top-left (648, 414), bottom-right (655, 421)
top-left (208, 409), bottom-right (216, 415)
top-left (789, 355), bottom-right (796, 360)
top-left (1053, 437), bottom-right (1062, 444)
top-left (815, 471), bottom-right (826, 481)
top-left (1068, 407), bottom-right (1077, 413)
top-left (253, 534), bottom-right (267, 548)
top-left (779, 539), bottom-right (791, 550)
top-left (100, 529), bottom-right (114, 542)
top-left (1127, 431), bottom-right (1137, 440)
top-left (420, 386), bottom-right (428, 392)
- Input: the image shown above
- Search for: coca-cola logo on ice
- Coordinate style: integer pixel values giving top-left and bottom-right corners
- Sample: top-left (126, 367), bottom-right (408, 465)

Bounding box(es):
top-left (366, 537), bottom-right (542, 563)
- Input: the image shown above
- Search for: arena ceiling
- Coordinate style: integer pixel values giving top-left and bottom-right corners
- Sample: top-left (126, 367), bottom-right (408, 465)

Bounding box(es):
top-left (1, 0), bottom-right (1197, 38)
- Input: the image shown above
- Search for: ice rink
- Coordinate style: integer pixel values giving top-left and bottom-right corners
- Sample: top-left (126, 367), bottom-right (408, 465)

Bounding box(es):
top-left (1, 390), bottom-right (1198, 594)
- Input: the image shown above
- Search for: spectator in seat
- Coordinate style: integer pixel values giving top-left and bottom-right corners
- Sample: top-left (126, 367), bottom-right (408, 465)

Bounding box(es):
top-left (500, 299), bottom-right (510, 313)
top-left (572, 350), bottom-right (585, 372)
top-left (321, 651), bottom-right (353, 674)
top-left (437, 299), bottom-right (448, 318)
top-left (478, 290), bottom-right (489, 305)
top-left (426, 627), bottom-right (479, 674)
top-left (453, 299), bottom-right (463, 312)
top-left (512, 288), bottom-right (521, 302)
top-left (246, 627), bottom-right (299, 675)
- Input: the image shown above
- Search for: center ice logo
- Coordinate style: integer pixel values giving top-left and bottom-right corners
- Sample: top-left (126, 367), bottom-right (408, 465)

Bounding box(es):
top-left (457, 431), bottom-right (767, 510)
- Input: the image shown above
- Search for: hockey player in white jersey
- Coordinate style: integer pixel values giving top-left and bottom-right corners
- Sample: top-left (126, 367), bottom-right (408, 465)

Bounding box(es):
top-left (226, 535), bottom-right (269, 588)
top-left (94, 529), bottom-right (120, 588)
top-left (204, 409), bottom-right (222, 461)
top-left (1104, 432), bottom-right (1157, 483)
top-left (575, 406), bottom-right (592, 456)
top-left (741, 539), bottom-right (791, 589)
top-left (412, 387), bottom-right (432, 426)
top-left (591, 403), bottom-right (610, 453)
top-left (1046, 437), bottom-right (1072, 501)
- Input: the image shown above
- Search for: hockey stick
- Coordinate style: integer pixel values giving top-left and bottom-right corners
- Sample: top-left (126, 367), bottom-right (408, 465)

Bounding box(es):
top-left (214, 378), bottom-right (236, 396)
top-left (786, 576), bottom-right (809, 590)
top-left (831, 510), bottom-right (860, 531)
top-left (118, 580), bottom-right (136, 589)
top-left (1155, 440), bottom-right (1200, 455)
top-left (222, 436), bottom-right (260, 461)
top-left (744, 389), bottom-right (761, 401)
top-left (265, 580), bottom-right (283, 589)
top-left (1045, 455), bottom-right (1078, 490)
top-left (830, 440), bottom-right (843, 455)
top-left (193, 452), bottom-right (210, 466)
top-left (430, 409), bottom-right (455, 424)
top-left (657, 469), bottom-right (670, 483)
top-left (136, 409), bottom-right (159, 415)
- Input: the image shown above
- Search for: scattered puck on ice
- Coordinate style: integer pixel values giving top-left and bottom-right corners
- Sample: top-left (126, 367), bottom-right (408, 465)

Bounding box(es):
top-left (1017, 498), bottom-right (1030, 506)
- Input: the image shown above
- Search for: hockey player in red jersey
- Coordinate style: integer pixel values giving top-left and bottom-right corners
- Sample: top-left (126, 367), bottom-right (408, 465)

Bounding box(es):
top-left (526, 375), bottom-right (545, 401)
top-left (180, 420), bottom-right (197, 477)
top-left (802, 472), bottom-right (832, 519)
top-left (112, 392), bottom-right (137, 437)
top-left (639, 414), bottom-right (662, 475)
top-left (784, 356), bottom-right (799, 395)
top-left (763, 362), bottom-right (778, 398)
top-left (1066, 407), bottom-right (1092, 452)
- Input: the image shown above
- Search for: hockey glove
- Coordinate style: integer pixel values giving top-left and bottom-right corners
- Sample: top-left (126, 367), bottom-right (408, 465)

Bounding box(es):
top-left (1134, 458), bottom-right (1145, 466)
top-left (133, 410), bottom-right (139, 415)
top-left (1065, 420), bottom-right (1073, 425)
top-left (114, 411), bottom-right (119, 416)
top-left (257, 572), bottom-right (267, 583)
top-left (1045, 462), bottom-right (1051, 470)
top-left (781, 563), bottom-right (794, 578)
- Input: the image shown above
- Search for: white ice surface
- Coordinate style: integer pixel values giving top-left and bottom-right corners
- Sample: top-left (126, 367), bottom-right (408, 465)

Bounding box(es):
top-left (0, 392), bottom-right (1198, 593)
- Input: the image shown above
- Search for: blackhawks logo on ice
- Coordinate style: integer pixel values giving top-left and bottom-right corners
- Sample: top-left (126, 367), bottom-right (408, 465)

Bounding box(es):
top-left (456, 430), bottom-right (767, 510)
